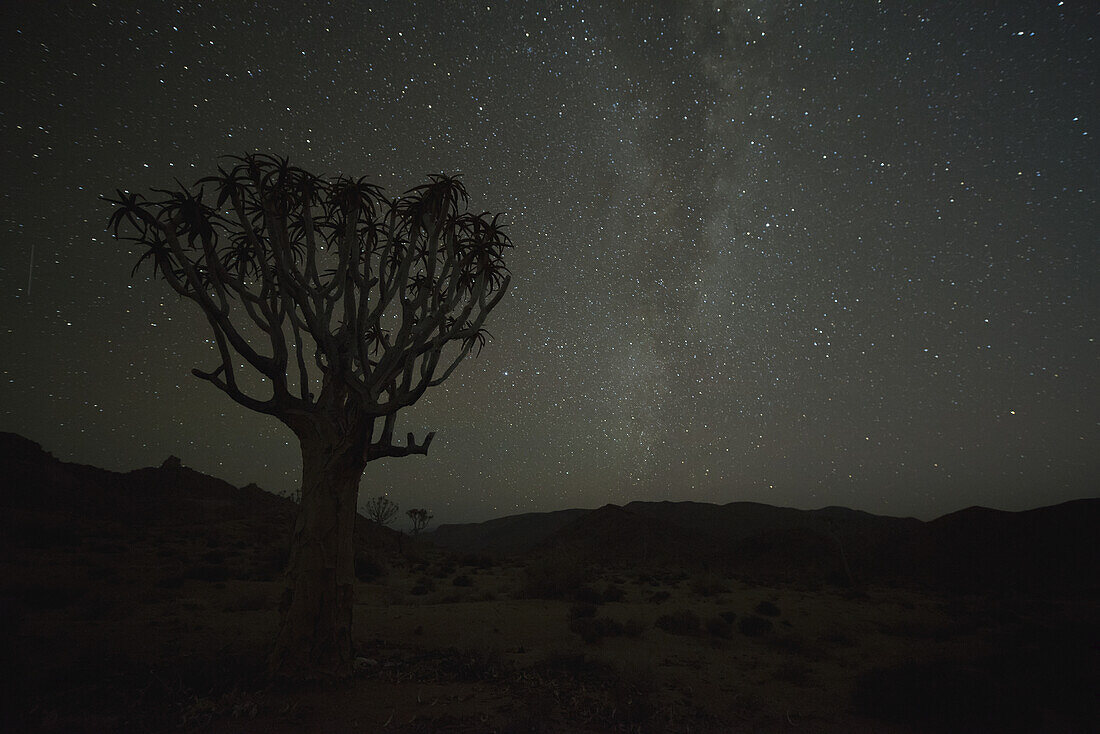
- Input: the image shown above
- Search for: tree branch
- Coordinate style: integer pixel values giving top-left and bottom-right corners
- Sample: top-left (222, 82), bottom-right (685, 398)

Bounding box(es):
top-left (365, 430), bottom-right (435, 461)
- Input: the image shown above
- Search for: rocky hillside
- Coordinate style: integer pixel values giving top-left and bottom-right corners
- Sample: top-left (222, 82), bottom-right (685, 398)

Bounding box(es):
top-left (430, 494), bottom-right (1100, 594)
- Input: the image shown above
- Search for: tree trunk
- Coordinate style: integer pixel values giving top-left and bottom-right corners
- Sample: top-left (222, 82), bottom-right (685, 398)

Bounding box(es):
top-left (268, 432), bottom-right (365, 680)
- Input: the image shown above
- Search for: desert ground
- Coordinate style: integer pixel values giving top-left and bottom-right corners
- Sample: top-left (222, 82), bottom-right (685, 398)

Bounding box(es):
top-left (2, 433), bottom-right (1097, 732)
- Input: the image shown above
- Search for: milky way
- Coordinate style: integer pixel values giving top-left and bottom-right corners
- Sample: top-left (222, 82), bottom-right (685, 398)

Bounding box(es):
top-left (1, 1), bottom-right (1096, 523)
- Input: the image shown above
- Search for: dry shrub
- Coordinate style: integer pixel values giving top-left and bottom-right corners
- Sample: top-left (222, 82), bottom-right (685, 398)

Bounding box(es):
top-left (655, 609), bottom-right (701, 636)
top-left (570, 615), bottom-right (626, 645)
top-left (519, 555), bottom-right (589, 599)
top-left (622, 616), bottom-right (647, 637)
top-left (755, 600), bottom-right (781, 617)
top-left (739, 615), bottom-right (773, 637)
top-left (184, 564), bottom-right (229, 583)
top-left (354, 552), bottom-right (386, 582)
top-left (691, 572), bottom-right (729, 597)
top-left (569, 602), bottom-right (598, 620)
top-left (410, 576), bottom-right (435, 595)
top-left (706, 615), bottom-right (733, 639)
top-left (459, 553), bottom-right (496, 569)
top-left (224, 587), bottom-right (268, 612)
top-left (773, 661), bottom-right (812, 686)
top-left (573, 585), bottom-right (603, 604)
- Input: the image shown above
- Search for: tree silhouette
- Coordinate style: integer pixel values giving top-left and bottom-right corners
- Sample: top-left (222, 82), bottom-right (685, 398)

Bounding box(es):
top-left (105, 154), bottom-right (512, 679)
top-left (406, 507), bottom-right (433, 535)
top-left (364, 494), bottom-right (399, 526)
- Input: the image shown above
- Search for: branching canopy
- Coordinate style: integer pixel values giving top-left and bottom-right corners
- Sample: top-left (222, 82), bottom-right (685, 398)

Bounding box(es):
top-left (106, 154), bottom-right (511, 459)
top-left (364, 494), bottom-right (399, 526)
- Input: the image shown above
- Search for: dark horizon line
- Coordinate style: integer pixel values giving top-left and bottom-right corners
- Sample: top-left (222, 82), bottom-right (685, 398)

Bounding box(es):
top-left (6, 429), bottom-right (1096, 530)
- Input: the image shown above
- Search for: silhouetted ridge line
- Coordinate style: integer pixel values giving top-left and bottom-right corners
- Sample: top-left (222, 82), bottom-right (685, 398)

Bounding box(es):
top-left (427, 492), bottom-right (1100, 594)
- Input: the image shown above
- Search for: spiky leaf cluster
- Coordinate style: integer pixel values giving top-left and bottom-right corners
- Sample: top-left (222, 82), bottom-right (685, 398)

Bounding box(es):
top-left (105, 154), bottom-right (512, 436)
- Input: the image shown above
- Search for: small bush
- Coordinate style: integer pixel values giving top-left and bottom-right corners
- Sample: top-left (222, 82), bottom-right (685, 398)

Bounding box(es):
top-left (600, 584), bottom-right (625, 603)
top-left (821, 630), bottom-right (857, 647)
top-left (739, 615), bottom-right (773, 637)
top-left (569, 602), bottom-right (598, 620)
top-left (75, 589), bottom-right (114, 620)
top-left (156, 575), bottom-right (185, 589)
top-left (719, 610), bottom-right (737, 624)
top-left (225, 588), bottom-right (268, 612)
top-left (755, 600), bottom-right (781, 617)
top-left (622, 617), bottom-right (647, 638)
top-left (355, 552), bottom-right (386, 582)
top-left (692, 573), bottom-right (729, 597)
top-left (86, 565), bottom-right (118, 581)
top-left (768, 633), bottom-right (822, 659)
top-left (452, 574), bottom-right (473, 587)
top-left (460, 553), bottom-right (496, 569)
top-left (773, 661), bottom-right (812, 686)
top-left (573, 585), bottom-right (604, 605)
top-left (574, 583), bottom-right (625, 604)
top-left (184, 565), bottom-right (229, 583)
top-left (202, 550), bottom-right (226, 564)
top-left (655, 609), bottom-right (701, 636)
top-left (648, 590), bottom-right (671, 604)
top-left (706, 616), bottom-right (733, 639)
top-left (410, 576), bottom-right (435, 595)
top-left (520, 555), bottom-right (588, 599)
top-left (254, 545), bottom-right (288, 580)
top-left (570, 615), bottom-right (625, 645)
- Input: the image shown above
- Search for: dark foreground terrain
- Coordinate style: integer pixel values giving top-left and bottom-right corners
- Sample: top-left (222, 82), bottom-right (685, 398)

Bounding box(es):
top-left (1, 431), bottom-right (1097, 732)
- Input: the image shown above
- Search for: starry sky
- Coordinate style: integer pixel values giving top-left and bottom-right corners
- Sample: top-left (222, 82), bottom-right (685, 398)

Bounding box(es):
top-left (1, 1), bottom-right (1096, 525)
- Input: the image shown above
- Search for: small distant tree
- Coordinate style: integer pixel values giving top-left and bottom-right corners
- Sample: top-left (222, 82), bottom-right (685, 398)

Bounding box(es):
top-left (364, 494), bottom-right (399, 526)
top-left (406, 508), bottom-right (433, 535)
top-left (105, 154), bottom-right (512, 680)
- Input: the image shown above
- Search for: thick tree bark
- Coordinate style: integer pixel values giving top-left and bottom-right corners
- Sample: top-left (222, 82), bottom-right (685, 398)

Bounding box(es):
top-left (268, 430), bottom-right (365, 680)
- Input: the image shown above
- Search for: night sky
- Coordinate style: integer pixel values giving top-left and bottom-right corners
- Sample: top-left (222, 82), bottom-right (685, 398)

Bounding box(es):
top-left (2, 2), bottom-right (1096, 524)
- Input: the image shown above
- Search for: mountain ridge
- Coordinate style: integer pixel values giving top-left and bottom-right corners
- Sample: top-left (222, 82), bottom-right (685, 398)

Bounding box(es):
top-left (430, 493), bottom-right (1100, 594)
top-left (4, 430), bottom-right (1096, 595)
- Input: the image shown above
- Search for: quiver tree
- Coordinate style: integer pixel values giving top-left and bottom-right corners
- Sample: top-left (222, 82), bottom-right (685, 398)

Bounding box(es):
top-left (105, 154), bottom-right (512, 679)
top-left (364, 494), bottom-right (399, 527)
top-left (406, 507), bottom-right (433, 535)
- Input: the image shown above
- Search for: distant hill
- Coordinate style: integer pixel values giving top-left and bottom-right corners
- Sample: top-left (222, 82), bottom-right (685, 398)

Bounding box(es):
top-left (430, 507), bottom-right (590, 555)
top-left (922, 500), bottom-right (1100, 593)
top-left (430, 495), bottom-right (1100, 594)
top-left (0, 431), bottom-right (402, 563)
top-left (4, 431), bottom-right (1096, 596)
